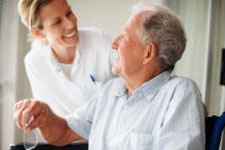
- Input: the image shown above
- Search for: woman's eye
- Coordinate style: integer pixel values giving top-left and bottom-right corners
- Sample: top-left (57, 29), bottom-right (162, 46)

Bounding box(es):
top-left (51, 20), bottom-right (61, 26)
top-left (66, 11), bottom-right (72, 17)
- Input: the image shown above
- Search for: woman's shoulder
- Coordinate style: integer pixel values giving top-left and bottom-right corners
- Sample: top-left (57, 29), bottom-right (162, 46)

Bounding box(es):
top-left (24, 41), bottom-right (50, 67)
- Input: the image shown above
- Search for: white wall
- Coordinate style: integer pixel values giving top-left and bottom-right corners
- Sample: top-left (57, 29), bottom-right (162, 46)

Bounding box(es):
top-left (0, 0), bottom-right (31, 149)
top-left (168, 0), bottom-right (225, 116)
top-left (0, 0), bottom-right (20, 149)
top-left (207, 0), bottom-right (225, 116)
top-left (168, 0), bottom-right (212, 102)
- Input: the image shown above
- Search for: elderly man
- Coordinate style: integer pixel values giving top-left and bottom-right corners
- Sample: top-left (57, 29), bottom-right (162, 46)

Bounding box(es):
top-left (14, 4), bottom-right (205, 150)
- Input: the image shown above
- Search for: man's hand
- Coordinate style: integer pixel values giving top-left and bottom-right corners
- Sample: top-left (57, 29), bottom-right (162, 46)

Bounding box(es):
top-left (14, 99), bottom-right (82, 146)
top-left (14, 99), bottom-right (51, 131)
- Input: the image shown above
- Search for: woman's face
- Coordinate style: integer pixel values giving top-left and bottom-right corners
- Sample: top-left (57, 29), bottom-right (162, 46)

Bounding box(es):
top-left (38, 0), bottom-right (79, 50)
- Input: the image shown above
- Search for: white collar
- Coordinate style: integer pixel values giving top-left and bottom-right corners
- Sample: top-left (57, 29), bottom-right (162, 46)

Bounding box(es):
top-left (47, 44), bottom-right (81, 73)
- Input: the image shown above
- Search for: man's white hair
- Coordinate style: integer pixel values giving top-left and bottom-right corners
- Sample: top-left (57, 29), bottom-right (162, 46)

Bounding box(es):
top-left (131, 2), bottom-right (186, 71)
top-left (131, 2), bottom-right (171, 15)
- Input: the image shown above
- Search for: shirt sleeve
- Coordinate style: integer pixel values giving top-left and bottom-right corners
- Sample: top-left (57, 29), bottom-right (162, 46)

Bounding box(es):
top-left (154, 79), bottom-right (205, 150)
top-left (65, 94), bottom-right (98, 140)
top-left (24, 54), bottom-right (49, 100)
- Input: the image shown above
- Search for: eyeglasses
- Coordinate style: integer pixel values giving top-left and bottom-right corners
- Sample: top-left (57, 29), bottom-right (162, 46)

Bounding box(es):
top-left (23, 128), bottom-right (38, 150)
top-left (23, 118), bottom-right (39, 150)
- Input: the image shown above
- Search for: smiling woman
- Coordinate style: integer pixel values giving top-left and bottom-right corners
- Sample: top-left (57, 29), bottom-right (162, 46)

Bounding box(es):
top-left (25, 0), bottom-right (79, 64)
top-left (17, 0), bottom-right (116, 117)
top-left (16, 0), bottom-right (116, 144)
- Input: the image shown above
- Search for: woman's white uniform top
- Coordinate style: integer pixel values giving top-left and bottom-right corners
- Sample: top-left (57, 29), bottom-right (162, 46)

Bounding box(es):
top-left (24, 27), bottom-right (116, 117)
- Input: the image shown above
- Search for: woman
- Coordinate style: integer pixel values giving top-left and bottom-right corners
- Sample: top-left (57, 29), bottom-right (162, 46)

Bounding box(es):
top-left (18, 0), bottom-right (115, 116)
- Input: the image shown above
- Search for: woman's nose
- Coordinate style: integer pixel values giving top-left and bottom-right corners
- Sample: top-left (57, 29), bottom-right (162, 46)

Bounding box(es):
top-left (64, 17), bottom-right (75, 29)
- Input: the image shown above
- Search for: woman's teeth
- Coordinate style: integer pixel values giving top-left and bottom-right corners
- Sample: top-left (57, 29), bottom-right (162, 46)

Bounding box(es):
top-left (64, 31), bottom-right (76, 38)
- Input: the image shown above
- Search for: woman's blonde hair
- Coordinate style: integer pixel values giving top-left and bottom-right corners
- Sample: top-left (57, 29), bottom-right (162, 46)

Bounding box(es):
top-left (18, 0), bottom-right (52, 30)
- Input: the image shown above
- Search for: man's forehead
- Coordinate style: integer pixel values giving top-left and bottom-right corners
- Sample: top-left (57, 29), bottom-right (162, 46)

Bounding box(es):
top-left (128, 10), bottom-right (153, 26)
top-left (121, 10), bottom-right (154, 35)
top-left (122, 17), bottom-right (136, 34)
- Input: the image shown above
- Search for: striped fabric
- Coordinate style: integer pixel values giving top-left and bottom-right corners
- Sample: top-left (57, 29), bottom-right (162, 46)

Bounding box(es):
top-left (66, 71), bottom-right (205, 150)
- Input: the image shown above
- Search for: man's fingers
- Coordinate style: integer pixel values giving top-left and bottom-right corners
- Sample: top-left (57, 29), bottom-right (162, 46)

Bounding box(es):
top-left (14, 111), bottom-right (23, 129)
top-left (14, 99), bottom-right (50, 131)
top-left (29, 102), bottom-right (49, 127)
top-left (28, 114), bottom-right (44, 130)
top-left (21, 101), bottom-right (41, 128)
top-left (14, 99), bottom-right (36, 129)
top-left (22, 101), bottom-right (48, 129)
top-left (15, 99), bottom-right (30, 110)
top-left (14, 99), bottom-right (31, 128)
top-left (21, 109), bottom-right (33, 128)
top-left (14, 100), bottom-right (24, 111)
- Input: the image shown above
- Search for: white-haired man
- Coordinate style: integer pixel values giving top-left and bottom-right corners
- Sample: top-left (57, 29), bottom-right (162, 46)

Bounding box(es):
top-left (14, 4), bottom-right (205, 150)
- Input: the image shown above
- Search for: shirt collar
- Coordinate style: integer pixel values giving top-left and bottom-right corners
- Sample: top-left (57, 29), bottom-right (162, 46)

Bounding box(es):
top-left (47, 44), bottom-right (81, 73)
top-left (114, 71), bottom-right (172, 101)
top-left (114, 78), bottom-right (127, 98)
top-left (141, 71), bottom-right (171, 101)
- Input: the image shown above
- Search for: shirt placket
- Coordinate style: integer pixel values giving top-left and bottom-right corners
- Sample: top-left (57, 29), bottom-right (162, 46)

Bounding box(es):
top-left (115, 97), bottom-right (130, 135)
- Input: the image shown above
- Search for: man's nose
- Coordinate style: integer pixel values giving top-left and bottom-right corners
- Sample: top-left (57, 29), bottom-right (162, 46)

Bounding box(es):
top-left (111, 37), bottom-right (119, 50)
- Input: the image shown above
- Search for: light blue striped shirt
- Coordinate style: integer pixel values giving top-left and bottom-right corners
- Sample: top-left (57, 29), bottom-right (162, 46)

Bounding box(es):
top-left (66, 71), bottom-right (205, 150)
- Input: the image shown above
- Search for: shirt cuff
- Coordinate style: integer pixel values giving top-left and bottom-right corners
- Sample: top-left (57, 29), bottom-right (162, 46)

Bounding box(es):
top-left (65, 114), bottom-right (91, 140)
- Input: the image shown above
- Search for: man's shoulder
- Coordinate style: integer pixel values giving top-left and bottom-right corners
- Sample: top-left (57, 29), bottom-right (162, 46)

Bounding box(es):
top-left (166, 75), bottom-right (200, 93)
top-left (170, 75), bottom-right (197, 86)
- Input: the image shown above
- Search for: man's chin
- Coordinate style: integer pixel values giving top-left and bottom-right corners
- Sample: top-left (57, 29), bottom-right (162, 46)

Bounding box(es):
top-left (112, 67), bottom-right (120, 76)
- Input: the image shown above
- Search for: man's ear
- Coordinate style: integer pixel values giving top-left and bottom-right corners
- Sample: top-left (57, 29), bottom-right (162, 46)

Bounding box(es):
top-left (30, 28), bottom-right (45, 39)
top-left (143, 42), bottom-right (157, 65)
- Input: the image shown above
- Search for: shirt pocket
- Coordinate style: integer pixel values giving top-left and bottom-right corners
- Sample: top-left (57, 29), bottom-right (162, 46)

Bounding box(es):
top-left (129, 132), bottom-right (153, 150)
